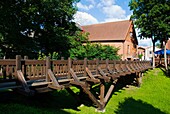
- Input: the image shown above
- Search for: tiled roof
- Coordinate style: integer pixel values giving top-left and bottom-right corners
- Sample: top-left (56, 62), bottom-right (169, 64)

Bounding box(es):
top-left (82, 20), bottom-right (132, 41)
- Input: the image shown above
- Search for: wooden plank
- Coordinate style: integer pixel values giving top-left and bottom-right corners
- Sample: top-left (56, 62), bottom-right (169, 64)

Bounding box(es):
top-left (68, 58), bottom-right (72, 79)
top-left (100, 83), bottom-right (105, 105)
top-left (46, 57), bottom-right (51, 82)
top-left (17, 70), bottom-right (30, 93)
top-left (84, 58), bottom-right (87, 77)
top-left (0, 60), bottom-right (16, 65)
top-left (58, 78), bottom-right (74, 83)
top-left (104, 79), bottom-right (118, 104)
top-left (48, 69), bottom-right (62, 88)
top-left (0, 85), bottom-right (22, 91)
top-left (24, 60), bottom-right (46, 65)
top-left (29, 81), bottom-right (52, 86)
top-left (16, 55), bottom-right (21, 70)
top-left (82, 86), bottom-right (104, 111)
top-left (86, 67), bottom-right (95, 79)
top-left (69, 68), bottom-right (79, 82)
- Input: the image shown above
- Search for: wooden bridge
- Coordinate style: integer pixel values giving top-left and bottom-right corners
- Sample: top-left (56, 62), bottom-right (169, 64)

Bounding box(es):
top-left (0, 55), bottom-right (152, 111)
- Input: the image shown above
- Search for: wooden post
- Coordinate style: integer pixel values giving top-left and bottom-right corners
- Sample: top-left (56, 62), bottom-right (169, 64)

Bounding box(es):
top-left (16, 55), bottom-right (21, 81)
top-left (106, 59), bottom-right (109, 73)
top-left (104, 79), bottom-right (118, 104)
top-left (61, 57), bottom-right (64, 60)
top-left (100, 83), bottom-right (105, 105)
top-left (136, 73), bottom-right (141, 87)
top-left (24, 56), bottom-right (28, 79)
top-left (68, 58), bottom-right (72, 79)
top-left (16, 55), bottom-right (22, 71)
top-left (2, 67), bottom-right (6, 80)
top-left (46, 56), bottom-right (50, 82)
top-left (96, 58), bottom-right (99, 75)
top-left (84, 58), bottom-right (87, 77)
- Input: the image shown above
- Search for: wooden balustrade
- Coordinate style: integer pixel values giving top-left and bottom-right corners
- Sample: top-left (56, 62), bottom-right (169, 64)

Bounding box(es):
top-left (0, 56), bottom-right (152, 86)
top-left (0, 55), bottom-right (152, 111)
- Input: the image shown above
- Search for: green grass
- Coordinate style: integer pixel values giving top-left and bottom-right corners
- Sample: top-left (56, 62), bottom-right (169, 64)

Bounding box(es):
top-left (0, 68), bottom-right (170, 114)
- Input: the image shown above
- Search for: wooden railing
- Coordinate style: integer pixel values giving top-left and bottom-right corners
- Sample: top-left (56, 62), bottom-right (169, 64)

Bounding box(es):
top-left (0, 55), bottom-right (151, 82)
top-left (0, 55), bottom-right (152, 111)
top-left (155, 58), bottom-right (170, 66)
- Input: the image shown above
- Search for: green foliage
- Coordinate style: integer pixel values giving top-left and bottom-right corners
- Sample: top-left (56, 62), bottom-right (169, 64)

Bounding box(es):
top-left (69, 32), bottom-right (121, 60)
top-left (85, 43), bottom-right (121, 60)
top-left (38, 51), bottom-right (59, 60)
top-left (138, 54), bottom-right (143, 59)
top-left (0, 0), bottom-right (79, 58)
top-left (68, 31), bottom-right (88, 59)
top-left (129, 0), bottom-right (170, 42)
top-left (156, 42), bottom-right (161, 48)
top-left (129, 0), bottom-right (170, 68)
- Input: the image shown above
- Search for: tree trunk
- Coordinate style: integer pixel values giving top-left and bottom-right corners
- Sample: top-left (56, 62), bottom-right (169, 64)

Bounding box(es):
top-left (152, 40), bottom-right (155, 68)
top-left (164, 41), bottom-right (168, 70)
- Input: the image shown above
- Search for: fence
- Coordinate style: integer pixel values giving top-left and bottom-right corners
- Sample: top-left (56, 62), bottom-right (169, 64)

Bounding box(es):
top-left (0, 55), bottom-right (152, 111)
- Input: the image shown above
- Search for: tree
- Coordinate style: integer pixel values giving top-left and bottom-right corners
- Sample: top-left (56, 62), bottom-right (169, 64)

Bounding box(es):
top-left (0, 0), bottom-right (79, 58)
top-left (129, 0), bottom-right (170, 69)
top-left (69, 31), bottom-right (89, 59)
top-left (156, 42), bottom-right (161, 48)
top-left (85, 43), bottom-right (120, 60)
top-left (69, 31), bottom-right (121, 60)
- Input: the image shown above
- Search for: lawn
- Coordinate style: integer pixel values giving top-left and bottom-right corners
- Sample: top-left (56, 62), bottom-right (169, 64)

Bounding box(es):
top-left (0, 68), bottom-right (170, 114)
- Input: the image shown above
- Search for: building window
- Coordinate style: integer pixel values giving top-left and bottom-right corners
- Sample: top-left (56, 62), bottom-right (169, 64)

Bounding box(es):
top-left (130, 32), bottom-right (133, 38)
top-left (149, 51), bottom-right (152, 54)
top-left (127, 45), bottom-right (130, 55)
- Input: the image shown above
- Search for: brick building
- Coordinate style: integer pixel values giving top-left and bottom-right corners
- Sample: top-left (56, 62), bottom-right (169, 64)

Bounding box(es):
top-left (82, 20), bottom-right (138, 60)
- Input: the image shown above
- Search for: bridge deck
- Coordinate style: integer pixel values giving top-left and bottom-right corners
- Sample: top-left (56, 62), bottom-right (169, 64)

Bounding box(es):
top-left (0, 55), bottom-right (152, 111)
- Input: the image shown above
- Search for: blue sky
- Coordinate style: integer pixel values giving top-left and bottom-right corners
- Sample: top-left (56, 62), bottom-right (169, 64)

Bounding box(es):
top-left (73, 0), bottom-right (152, 47)
top-left (74, 0), bottom-right (132, 25)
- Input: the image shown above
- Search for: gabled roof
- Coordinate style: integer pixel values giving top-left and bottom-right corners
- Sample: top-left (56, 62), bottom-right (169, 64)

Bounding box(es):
top-left (82, 20), bottom-right (133, 42)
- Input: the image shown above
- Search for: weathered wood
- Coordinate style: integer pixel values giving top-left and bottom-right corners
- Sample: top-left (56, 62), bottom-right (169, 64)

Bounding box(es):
top-left (100, 83), bottom-right (105, 105)
top-left (47, 69), bottom-right (64, 90)
top-left (136, 72), bottom-right (142, 87)
top-left (46, 57), bottom-right (51, 82)
top-left (0, 56), bottom-right (152, 111)
top-left (97, 67), bottom-right (110, 82)
top-left (68, 58), bottom-right (72, 79)
top-left (16, 55), bottom-right (22, 71)
top-left (85, 67), bottom-right (100, 83)
top-left (17, 70), bottom-right (30, 93)
top-left (104, 79), bottom-right (118, 104)
top-left (70, 68), bottom-right (79, 82)
top-left (84, 58), bottom-right (87, 77)
top-left (82, 86), bottom-right (104, 110)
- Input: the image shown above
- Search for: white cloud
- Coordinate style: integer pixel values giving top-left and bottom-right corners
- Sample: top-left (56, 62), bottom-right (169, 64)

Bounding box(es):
top-left (104, 14), bottom-right (131, 22)
top-left (97, 0), bottom-right (115, 7)
top-left (135, 28), bottom-right (152, 46)
top-left (103, 5), bottom-right (126, 18)
top-left (77, 2), bottom-right (94, 11)
top-left (86, 0), bottom-right (96, 5)
top-left (138, 38), bottom-right (153, 46)
top-left (97, 0), bottom-right (129, 22)
top-left (73, 11), bottom-right (99, 25)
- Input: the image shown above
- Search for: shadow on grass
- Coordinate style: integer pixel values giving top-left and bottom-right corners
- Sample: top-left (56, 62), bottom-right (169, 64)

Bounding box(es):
top-left (115, 97), bottom-right (165, 114)
top-left (0, 73), bottom-right (143, 113)
top-left (83, 74), bottom-right (138, 107)
top-left (159, 66), bottom-right (170, 78)
top-left (0, 90), bottom-right (80, 114)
